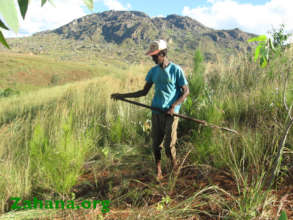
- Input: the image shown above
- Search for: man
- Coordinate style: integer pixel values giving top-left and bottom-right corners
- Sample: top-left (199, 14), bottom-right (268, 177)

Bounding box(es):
top-left (111, 39), bottom-right (189, 181)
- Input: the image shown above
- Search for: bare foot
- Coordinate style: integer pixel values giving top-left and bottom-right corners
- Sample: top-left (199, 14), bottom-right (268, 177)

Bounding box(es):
top-left (156, 160), bottom-right (163, 182)
top-left (156, 173), bottom-right (164, 182)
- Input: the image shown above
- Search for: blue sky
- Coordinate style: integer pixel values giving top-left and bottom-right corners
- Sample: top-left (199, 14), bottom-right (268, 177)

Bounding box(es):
top-left (2, 0), bottom-right (293, 39)
top-left (84, 0), bottom-right (269, 18)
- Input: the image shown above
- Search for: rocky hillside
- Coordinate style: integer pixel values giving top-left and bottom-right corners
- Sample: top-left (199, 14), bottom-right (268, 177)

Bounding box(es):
top-left (2, 10), bottom-right (257, 67)
top-left (52, 11), bottom-right (210, 44)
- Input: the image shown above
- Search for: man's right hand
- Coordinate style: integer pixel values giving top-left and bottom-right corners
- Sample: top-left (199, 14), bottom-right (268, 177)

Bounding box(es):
top-left (111, 93), bottom-right (125, 100)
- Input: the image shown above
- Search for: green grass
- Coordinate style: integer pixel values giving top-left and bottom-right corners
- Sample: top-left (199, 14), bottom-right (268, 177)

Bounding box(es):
top-left (0, 63), bottom-right (151, 217)
top-left (0, 47), bottom-right (293, 219)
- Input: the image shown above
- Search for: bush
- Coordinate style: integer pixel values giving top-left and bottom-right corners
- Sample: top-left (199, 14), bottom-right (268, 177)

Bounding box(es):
top-left (0, 88), bottom-right (20, 98)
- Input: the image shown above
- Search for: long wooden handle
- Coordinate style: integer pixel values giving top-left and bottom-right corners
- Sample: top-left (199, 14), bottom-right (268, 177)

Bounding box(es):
top-left (115, 97), bottom-right (239, 135)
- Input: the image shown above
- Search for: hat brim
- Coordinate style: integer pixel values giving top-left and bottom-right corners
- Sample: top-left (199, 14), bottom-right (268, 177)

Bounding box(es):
top-left (145, 49), bottom-right (160, 56)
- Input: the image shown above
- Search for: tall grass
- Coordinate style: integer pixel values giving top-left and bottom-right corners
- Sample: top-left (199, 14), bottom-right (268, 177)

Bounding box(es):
top-left (0, 47), bottom-right (293, 219)
top-left (29, 113), bottom-right (93, 195)
top-left (177, 48), bottom-right (293, 218)
top-left (0, 66), bottom-right (150, 216)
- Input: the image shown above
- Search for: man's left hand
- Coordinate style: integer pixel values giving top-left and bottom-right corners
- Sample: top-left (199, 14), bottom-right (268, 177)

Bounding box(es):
top-left (111, 93), bottom-right (124, 100)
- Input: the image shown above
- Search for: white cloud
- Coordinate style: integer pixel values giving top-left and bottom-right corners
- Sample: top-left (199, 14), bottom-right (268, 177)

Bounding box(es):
top-left (2, 0), bottom-right (86, 38)
top-left (2, 0), bottom-right (132, 38)
top-left (182, 0), bottom-right (293, 35)
top-left (152, 15), bottom-right (165, 18)
top-left (102, 0), bottom-right (131, 10)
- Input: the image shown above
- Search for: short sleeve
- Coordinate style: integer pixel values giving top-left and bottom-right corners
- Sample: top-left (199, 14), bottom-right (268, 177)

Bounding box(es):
top-left (176, 66), bottom-right (188, 87)
top-left (145, 68), bottom-right (153, 83)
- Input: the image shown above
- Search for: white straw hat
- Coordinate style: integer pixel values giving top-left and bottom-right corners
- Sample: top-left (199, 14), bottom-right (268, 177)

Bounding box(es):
top-left (145, 39), bottom-right (167, 56)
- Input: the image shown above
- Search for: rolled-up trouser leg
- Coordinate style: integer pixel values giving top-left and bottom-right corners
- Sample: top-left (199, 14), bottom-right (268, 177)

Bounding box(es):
top-left (164, 115), bottom-right (179, 162)
top-left (151, 113), bottom-right (165, 162)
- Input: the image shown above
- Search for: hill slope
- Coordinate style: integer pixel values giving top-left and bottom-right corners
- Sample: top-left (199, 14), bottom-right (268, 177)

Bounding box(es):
top-left (1, 10), bottom-right (257, 67)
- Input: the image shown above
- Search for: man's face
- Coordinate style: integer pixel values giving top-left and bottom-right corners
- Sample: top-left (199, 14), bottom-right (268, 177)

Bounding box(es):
top-left (152, 53), bottom-right (164, 65)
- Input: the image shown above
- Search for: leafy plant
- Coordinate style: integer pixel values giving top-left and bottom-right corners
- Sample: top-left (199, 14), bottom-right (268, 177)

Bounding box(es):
top-left (0, 0), bottom-right (94, 48)
top-left (156, 195), bottom-right (171, 211)
top-left (248, 35), bottom-right (273, 68)
top-left (248, 24), bottom-right (292, 68)
top-left (279, 210), bottom-right (288, 220)
top-left (270, 24), bottom-right (291, 51)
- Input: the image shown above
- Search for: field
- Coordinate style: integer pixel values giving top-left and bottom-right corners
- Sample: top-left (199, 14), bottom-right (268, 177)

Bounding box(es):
top-left (0, 47), bottom-right (293, 219)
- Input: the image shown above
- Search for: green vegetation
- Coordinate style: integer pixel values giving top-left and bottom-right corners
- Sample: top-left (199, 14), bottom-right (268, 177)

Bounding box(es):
top-left (0, 88), bottom-right (20, 98)
top-left (0, 52), bottom-right (150, 93)
top-left (1, 29), bottom-right (293, 219)
top-left (248, 24), bottom-right (291, 68)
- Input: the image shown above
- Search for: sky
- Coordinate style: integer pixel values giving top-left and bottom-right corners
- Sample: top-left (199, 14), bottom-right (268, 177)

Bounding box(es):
top-left (1, 0), bottom-right (293, 39)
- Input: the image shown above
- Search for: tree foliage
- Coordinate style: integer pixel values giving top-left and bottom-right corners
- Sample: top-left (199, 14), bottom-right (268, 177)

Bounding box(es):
top-left (248, 24), bottom-right (291, 68)
top-left (0, 0), bottom-right (94, 48)
top-left (270, 24), bottom-right (291, 51)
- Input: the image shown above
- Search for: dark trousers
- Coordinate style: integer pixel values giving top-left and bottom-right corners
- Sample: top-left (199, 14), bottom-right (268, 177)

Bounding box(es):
top-left (151, 113), bottom-right (179, 162)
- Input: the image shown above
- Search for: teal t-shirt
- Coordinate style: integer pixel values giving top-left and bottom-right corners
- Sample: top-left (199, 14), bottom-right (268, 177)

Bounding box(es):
top-left (145, 62), bottom-right (188, 114)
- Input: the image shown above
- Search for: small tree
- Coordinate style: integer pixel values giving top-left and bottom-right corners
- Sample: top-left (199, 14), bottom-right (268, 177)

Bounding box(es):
top-left (183, 49), bottom-right (205, 129)
top-left (270, 24), bottom-right (291, 51)
top-left (188, 49), bottom-right (205, 98)
top-left (248, 24), bottom-right (292, 68)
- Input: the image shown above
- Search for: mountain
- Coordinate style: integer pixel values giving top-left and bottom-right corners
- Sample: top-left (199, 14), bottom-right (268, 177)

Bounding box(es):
top-left (1, 10), bottom-right (257, 68)
top-left (51, 11), bottom-right (210, 44)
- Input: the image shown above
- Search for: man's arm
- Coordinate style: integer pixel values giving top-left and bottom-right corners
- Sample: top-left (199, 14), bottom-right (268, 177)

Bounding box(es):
top-left (167, 85), bottom-right (189, 115)
top-left (111, 82), bottom-right (153, 100)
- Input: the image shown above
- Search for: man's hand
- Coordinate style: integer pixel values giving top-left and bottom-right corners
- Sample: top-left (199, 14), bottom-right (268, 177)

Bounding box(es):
top-left (166, 85), bottom-right (189, 115)
top-left (166, 105), bottom-right (175, 116)
top-left (111, 82), bottom-right (153, 100)
top-left (111, 93), bottom-right (125, 100)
